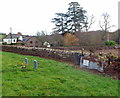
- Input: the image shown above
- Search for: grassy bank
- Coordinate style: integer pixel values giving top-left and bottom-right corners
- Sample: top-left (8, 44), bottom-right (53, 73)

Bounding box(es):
top-left (2, 51), bottom-right (119, 96)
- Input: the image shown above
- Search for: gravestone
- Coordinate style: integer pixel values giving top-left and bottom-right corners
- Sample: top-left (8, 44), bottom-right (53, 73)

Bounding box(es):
top-left (80, 57), bottom-right (104, 72)
top-left (25, 58), bottom-right (28, 65)
top-left (80, 57), bottom-right (83, 67)
top-left (83, 59), bottom-right (89, 66)
top-left (34, 60), bottom-right (38, 69)
top-left (99, 60), bottom-right (104, 72)
top-left (89, 61), bottom-right (99, 69)
top-left (74, 53), bottom-right (82, 65)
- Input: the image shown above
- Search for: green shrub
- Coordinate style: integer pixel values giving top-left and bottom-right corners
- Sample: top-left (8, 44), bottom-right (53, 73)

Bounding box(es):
top-left (3, 42), bottom-right (7, 45)
top-left (104, 40), bottom-right (117, 46)
top-left (11, 43), bottom-right (17, 45)
top-left (21, 43), bottom-right (25, 46)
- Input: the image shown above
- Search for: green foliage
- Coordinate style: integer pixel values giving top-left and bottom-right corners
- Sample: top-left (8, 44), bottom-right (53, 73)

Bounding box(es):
top-left (2, 42), bottom-right (7, 45)
top-left (0, 34), bottom-right (5, 38)
top-left (11, 43), bottom-right (17, 45)
top-left (52, 13), bottom-right (68, 34)
top-left (2, 51), bottom-right (119, 96)
top-left (52, 2), bottom-right (88, 34)
top-left (105, 40), bottom-right (117, 46)
top-left (67, 2), bottom-right (87, 33)
top-left (21, 43), bottom-right (25, 46)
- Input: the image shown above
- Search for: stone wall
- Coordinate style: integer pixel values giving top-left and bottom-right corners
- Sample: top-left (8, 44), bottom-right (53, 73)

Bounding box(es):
top-left (2, 45), bottom-right (82, 64)
top-left (1, 45), bottom-right (119, 78)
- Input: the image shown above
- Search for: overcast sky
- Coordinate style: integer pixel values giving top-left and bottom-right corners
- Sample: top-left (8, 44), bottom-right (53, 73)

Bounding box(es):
top-left (0, 0), bottom-right (119, 35)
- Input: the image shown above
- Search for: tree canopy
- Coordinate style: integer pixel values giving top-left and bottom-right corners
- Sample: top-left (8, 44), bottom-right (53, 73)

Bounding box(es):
top-left (52, 2), bottom-right (92, 34)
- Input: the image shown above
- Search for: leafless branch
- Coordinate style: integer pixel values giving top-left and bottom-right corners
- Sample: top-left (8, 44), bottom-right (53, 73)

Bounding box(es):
top-left (87, 15), bottom-right (95, 30)
top-left (85, 15), bottom-right (95, 31)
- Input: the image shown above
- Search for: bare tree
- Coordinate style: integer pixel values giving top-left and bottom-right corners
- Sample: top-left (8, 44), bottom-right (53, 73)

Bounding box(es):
top-left (36, 31), bottom-right (64, 47)
top-left (49, 31), bottom-right (64, 46)
top-left (36, 31), bottom-right (48, 46)
top-left (84, 15), bottom-right (95, 32)
top-left (99, 12), bottom-right (115, 41)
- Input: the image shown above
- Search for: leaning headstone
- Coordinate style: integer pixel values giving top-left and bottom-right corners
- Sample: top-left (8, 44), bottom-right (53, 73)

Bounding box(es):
top-left (80, 57), bottom-right (83, 67)
top-left (34, 60), bottom-right (38, 69)
top-left (74, 53), bottom-right (81, 65)
top-left (89, 61), bottom-right (99, 70)
top-left (99, 60), bottom-right (104, 72)
top-left (25, 58), bottom-right (28, 65)
top-left (83, 59), bottom-right (89, 67)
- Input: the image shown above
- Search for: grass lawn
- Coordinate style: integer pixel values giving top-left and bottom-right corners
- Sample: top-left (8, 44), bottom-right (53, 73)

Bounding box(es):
top-left (0, 35), bottom-right (5, 39)
top-left (0, 35), bottom-right (3, 38)
top-left (1, 51), bottom-right (119, 96)
top-left (0, 35), bottom-right (5, 42)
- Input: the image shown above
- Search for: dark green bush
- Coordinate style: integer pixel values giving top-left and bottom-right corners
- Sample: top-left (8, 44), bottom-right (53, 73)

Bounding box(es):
top-left (11, 43), bottom-right (17, 45)
top-left (21, 43), bottom-right (25, 46)
top-left (2, 42), bottom-right (7, 45)
top-left (104, 40), bottom-right (117, 46)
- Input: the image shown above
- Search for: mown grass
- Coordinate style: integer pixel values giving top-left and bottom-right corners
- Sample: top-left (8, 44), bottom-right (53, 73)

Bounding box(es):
top-left (0, 35), bottom-right (5, 38)
top-left (1, 51), bottom-right (119, 96)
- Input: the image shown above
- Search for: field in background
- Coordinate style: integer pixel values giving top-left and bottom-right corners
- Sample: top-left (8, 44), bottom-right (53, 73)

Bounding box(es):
top-left (0, 35), bottom-right (5, 38)
top-left (0, 35), bottom-right (6, 42)
top-left (2, 51), bottom-right (119, 96)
